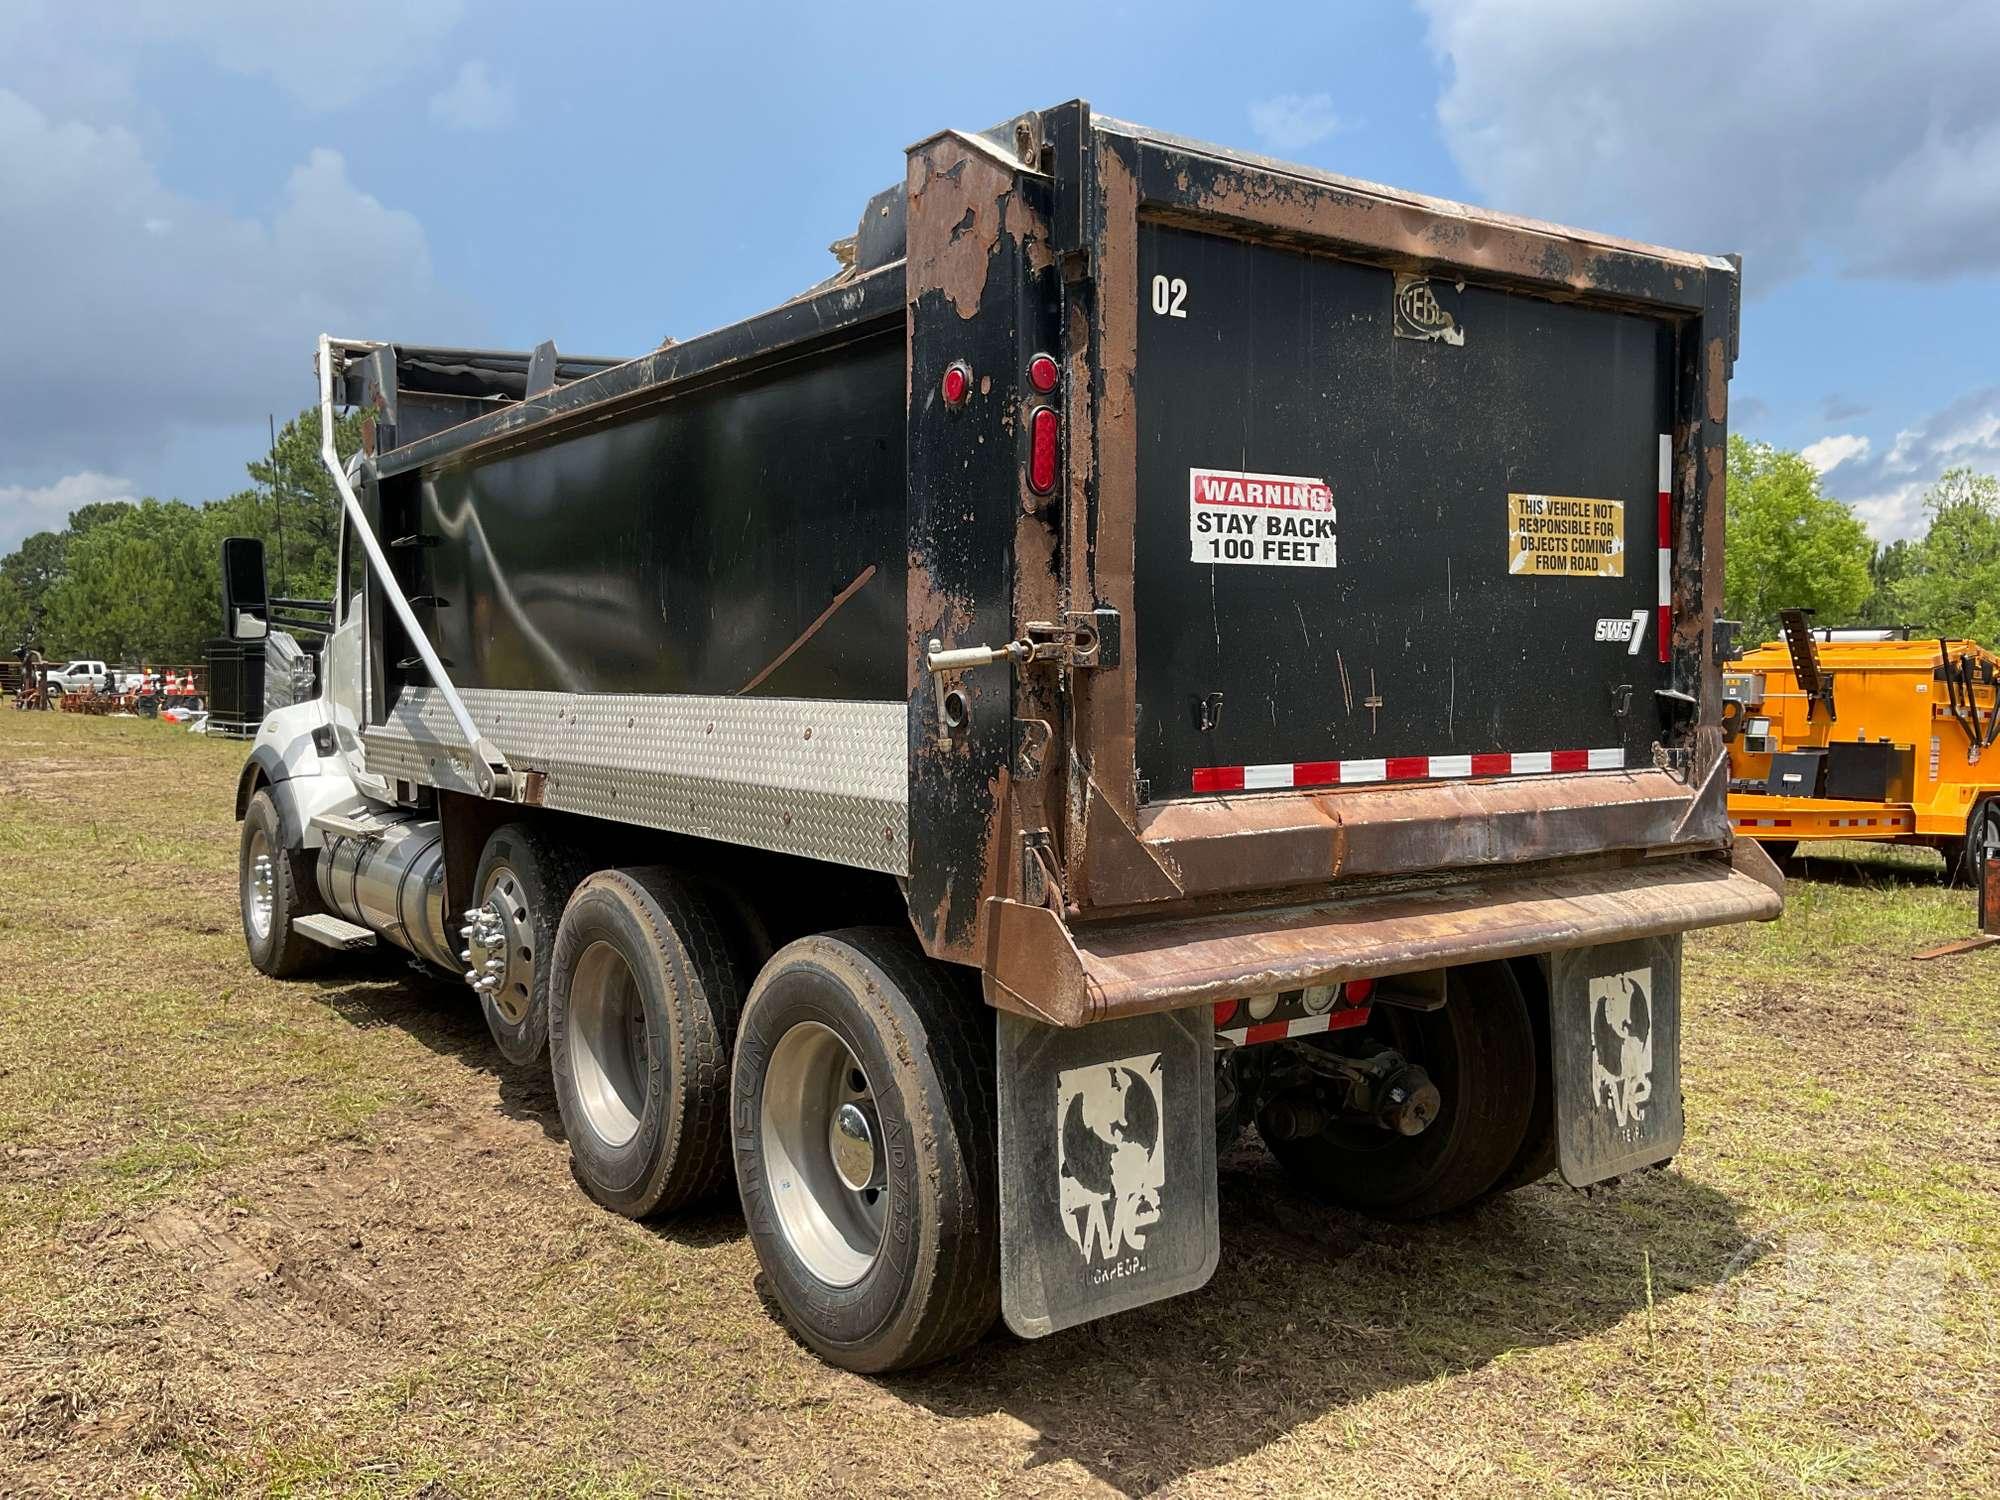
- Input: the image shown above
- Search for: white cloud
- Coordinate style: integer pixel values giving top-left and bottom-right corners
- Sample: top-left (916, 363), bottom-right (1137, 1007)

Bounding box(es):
top-left (1417, 0), bottom-right (2000, 285)
top-left (0, 87), bottom-right (468, 496)
top-left (1801, 434), bottom-right (1871, 475)
top-left (0, 472), bottom-right (139, 555)
top-left (429, 60), bottom-right (513, 132)
top-left (1248, 92), bottom-right (1345, 153)
top-left (0, 0), bottom-right (466, 118)
top-left (1822, 388), bottom-right (2000, 540)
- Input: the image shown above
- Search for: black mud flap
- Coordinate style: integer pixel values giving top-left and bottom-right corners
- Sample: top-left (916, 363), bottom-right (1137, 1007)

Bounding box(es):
top-left (996, 1007), bottom-right (1219, 1339)
top-left (1551, 935), bottom-right (1685, 1187)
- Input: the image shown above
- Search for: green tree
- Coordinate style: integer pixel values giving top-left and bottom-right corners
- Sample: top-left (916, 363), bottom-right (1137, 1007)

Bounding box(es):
top-left (246, 408), bottom-right (364, 601)
top-left (1884, 468), bottom-right (2000, 647)
top-left (67, 500), bottom-right (135, 535)
top-left (0, 573), bottom-right (28, 654)
top-left (41, 500), bottom-right (228, 664)
top-left (1, 404), bottom-right (362, 662)
top-left (1723, 435), bottom-right (1874, 643)
top-left (0, 530), bottom-right (70, 653)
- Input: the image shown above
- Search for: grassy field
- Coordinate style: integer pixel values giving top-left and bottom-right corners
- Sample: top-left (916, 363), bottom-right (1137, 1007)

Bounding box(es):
top-left (2, 711), bottom-right (1995, 1498)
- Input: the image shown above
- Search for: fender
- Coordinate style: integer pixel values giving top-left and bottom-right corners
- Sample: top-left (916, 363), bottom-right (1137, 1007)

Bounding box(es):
top-left (234, 700), bottom-right (377, 849)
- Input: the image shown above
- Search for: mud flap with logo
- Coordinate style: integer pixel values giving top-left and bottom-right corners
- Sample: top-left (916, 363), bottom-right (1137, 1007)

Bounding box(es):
top-left (1550, 934), bottom-right (1684, 1187)
top-left (995, 1007), bottom-right (1219, 1339)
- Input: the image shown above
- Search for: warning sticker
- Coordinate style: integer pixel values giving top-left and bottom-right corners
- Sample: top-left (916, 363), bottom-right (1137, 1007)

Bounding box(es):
top-left (1507, 493), bottom-right (1625, 578)
top-left (1189, 468), bottom-right (1337, 569)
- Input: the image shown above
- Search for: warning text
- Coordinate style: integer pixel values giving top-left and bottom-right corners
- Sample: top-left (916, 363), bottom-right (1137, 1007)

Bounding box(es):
top-left (1189, 468), bottom-right (1338, 570)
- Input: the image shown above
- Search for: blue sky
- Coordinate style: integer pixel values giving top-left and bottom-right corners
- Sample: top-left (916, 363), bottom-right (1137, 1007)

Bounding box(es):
top-left (4, 0), bottom-right (1998, 554)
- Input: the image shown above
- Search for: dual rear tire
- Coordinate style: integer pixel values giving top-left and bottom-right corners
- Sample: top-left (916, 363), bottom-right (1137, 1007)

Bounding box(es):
top-left (545, 887), bottom-right (998, 1372)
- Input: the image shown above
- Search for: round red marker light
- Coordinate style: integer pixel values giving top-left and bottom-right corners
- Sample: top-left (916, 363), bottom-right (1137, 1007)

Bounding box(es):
top-left (1028, 352), bottom-right (1059, 393)
top-left (941, 362), bottom-right (971, 406)
top-left (1341, 977), bottom-right (1375, 1005)
top-left (1213, 998), bottom-right (1240, 1026)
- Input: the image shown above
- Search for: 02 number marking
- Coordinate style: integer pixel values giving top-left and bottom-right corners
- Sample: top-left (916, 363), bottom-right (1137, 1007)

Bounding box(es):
top-left (1150, 274), bottom-right (1189, 318)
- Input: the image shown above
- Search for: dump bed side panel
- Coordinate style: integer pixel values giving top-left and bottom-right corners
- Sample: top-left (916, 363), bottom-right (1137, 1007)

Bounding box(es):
top-left (397, 327), bottom-right (907, 702)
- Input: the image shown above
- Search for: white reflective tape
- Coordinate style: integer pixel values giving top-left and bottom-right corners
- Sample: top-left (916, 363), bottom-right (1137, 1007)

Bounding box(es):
top-left (1658, 434), bottom-right (1672, 493)
top-left (1242, 763), bottom-right (1294, 790)
top-left (1341, 758), bottom-right (1387, 783)
top-left (1513, 750), bottom-right (1553, 774)
top-left (1428, 754), bottom-right (1472, 778)
top-left (1587, 747), bottom-right (1624, 770)
top-left (1657, 548), bottom-right (1672, 606)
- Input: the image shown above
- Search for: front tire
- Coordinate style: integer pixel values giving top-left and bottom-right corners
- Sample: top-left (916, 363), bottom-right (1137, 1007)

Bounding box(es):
top-left (548, 868), bottom-right (744, 1217)
top-left (470, 823), bottom-right (588, 1067)
top-left (1261, 960), bottom-right (1536, 1220)
top-left (238, 788), bottom-right (324, 978)
top-left (732, 929), bottom-right (998, 1373)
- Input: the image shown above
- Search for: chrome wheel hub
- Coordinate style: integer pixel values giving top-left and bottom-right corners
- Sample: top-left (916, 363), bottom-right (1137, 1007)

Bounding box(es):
top-left (567, 940), bottom-right (650, 1149)
top-left (761, 1022), bottom-right (887, 1287)
top-left (245, 838), bottom-right (274, 943)
top-left (460, 866), bottom-right (533, 1024)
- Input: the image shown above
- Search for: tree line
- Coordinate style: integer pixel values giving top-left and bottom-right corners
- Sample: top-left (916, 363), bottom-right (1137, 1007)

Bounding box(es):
top-left (1724, 435), bottom-right (2000, 646)
top-left (3, 417), bottom-right (1997, 665)
top-left (1, 409), bottom-right (362, 664)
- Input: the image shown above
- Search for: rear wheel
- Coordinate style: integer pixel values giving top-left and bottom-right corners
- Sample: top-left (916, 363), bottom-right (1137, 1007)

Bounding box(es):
top-left (1261, 960), bottom-right (1536, 1219)
top-left (548, 868), bottom-right (744, 1217)
top-left (1949, 800), bottom-right (2000, 889)
top-left (1484, 960), bottom-right (1557, 1196)
top-left (732, 929), bottom-right (998, 1373)
top-left (469, 823), bottom-right (588, 1067)
top-left (238, 788), bottom-right (324, 978)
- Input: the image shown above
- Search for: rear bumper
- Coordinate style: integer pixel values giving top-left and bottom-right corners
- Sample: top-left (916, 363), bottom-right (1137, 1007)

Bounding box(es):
top-left (982, 841), bottom-right (1783, 1027)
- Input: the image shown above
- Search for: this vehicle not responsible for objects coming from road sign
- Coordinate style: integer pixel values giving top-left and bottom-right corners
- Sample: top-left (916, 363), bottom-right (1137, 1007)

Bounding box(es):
top-left (227, 101), bottom-right (1781, 1372)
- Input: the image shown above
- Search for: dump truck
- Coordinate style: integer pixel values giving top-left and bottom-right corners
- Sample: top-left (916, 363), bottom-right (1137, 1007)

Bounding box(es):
top-left (226, 101), bottom-right (1780, 1372)
top-left (1727, 613), bottom-right (2000, 882)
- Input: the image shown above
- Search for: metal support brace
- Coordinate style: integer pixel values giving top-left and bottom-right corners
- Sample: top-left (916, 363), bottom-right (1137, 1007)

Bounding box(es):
top-left (317, 334), bottom-right (515, 800)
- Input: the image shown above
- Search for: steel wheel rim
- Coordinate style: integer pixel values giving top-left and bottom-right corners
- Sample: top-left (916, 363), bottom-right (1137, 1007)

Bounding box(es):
top-left (1979, 806), bottom-right (2000, 868)
top-left (245, 830), bottom-right (274, 943)
top-left (472, 865), bottom-right (535, 1024)
top-left (760, 1021), bottom-right (887, 1288)
top-left (568, 940), bottom-right (650, 1149)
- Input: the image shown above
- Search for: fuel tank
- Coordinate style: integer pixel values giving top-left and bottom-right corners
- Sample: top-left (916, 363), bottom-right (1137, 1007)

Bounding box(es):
top-left (314, 813), bottom-right (454, 970)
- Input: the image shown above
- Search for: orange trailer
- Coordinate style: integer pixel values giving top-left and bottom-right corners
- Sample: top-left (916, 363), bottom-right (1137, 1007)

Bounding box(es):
top-left (1726, 612), bottom-right (2000, 883)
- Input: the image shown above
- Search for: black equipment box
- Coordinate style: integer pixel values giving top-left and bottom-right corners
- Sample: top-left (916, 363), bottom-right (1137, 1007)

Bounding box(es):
top-left (1824, 740), bottom-right (1914, 804)
top-left (204, 636), bottom-right (265, 739)
top-left (1765, 749), bottom-right (1827, 799)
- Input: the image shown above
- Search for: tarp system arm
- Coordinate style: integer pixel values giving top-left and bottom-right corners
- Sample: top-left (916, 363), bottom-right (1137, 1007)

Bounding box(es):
top-left (316, 333), bottom-right (515, 800)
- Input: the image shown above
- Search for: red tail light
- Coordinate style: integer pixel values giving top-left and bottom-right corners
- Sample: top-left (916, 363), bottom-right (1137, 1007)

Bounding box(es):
top-left (1028, 352), bottom-right (1059, 393)
top-left (1213, 998), bottom-right (1240, 1026)
top-left (941, 361), bottom-right (971, 407)
top-left (1342, 977), bottom-right (1375, 1004)
top-left (1028, 405), bottom-right (1058, 494)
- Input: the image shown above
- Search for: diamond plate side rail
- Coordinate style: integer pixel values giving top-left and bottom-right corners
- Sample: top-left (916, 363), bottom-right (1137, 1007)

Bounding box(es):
top-left (362, 688), bottom-right (910, 875)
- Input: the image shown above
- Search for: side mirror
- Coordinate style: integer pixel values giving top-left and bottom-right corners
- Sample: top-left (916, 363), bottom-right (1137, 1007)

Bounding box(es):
top-left (220, 536), bottom-right (269, 640)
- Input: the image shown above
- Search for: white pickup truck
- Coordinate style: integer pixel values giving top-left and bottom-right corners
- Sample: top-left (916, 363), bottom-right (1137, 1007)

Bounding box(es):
top-left (45, 660), bottom-right (122, 694)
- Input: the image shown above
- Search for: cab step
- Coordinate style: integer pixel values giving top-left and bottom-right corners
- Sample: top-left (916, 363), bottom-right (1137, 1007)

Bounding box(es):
top-left (294, 913), bottom-right (377, 950)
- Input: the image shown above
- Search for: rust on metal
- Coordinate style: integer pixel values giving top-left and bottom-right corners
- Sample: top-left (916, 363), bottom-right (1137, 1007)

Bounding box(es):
top-left (984, 851), bottom-right (1780, 1027)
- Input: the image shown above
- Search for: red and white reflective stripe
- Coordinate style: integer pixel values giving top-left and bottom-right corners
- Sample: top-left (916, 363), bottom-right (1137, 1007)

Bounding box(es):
top-left (1218, 1006), bottom-right (1371, 1047)
top-left (1657, 433), bottom-right (1672, 664)
top-left (1737, 815), bottom-right (1907, 830)
top-left (1193, 746), bottom-right (1623, 794)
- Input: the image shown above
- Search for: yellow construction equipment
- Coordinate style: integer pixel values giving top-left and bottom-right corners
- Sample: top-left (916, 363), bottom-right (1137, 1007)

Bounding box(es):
top-left (1726, 609), bottom-right (2000, 883)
